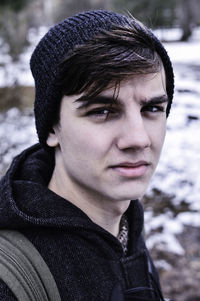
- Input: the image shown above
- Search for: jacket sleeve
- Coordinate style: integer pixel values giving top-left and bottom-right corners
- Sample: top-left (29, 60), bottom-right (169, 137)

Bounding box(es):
top-left (0, 280), bottom-right (18, 301)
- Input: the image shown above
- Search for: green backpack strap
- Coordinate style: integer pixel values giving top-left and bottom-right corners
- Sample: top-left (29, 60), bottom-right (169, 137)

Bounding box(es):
top-left (0, 230), bottom-right (61, 301)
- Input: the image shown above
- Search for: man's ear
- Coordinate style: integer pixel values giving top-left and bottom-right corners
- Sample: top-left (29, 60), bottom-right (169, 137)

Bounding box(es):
top-left (46, 128), bottom-right (59, 147)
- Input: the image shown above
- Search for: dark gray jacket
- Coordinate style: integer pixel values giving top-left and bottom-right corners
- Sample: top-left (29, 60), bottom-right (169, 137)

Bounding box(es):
top-left (0, 144), bottom-right (164, 300)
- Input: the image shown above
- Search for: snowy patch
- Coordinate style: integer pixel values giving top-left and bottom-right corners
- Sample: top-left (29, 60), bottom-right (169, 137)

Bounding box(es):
top-left (0, 26), bottom-right (48, 87)
top-left (154, 259), bottom-right (172, 271)
top-left (147, 233), bottom-right (185, 255)
top-left (0, 108), bottom-right (37, 171)
top-left (145, 212), bottom-right (185, 255)
top-left (177, 212), bottom-right (200, 227)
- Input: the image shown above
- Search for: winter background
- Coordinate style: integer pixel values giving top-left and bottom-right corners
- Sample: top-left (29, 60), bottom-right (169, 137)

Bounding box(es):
top-left (0, 23), bottom-right (200, 301)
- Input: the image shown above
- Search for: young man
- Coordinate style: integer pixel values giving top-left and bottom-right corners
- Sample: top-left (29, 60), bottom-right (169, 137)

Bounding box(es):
top-left (0, 10), bottom-right (174, 301)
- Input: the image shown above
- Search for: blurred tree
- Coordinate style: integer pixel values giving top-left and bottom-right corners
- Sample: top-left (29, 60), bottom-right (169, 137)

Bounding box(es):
top-left (112, 0), bottom-right (200, 41)
top-left (0, 0), bottom-right (30, 61)
top-left (53, 0), bottom-right (112, 22)
top-left (112, 0), bottom-right (177, 28)
top-left (178, 0), bottom-right (200, 41)
top-left (179, 0), bottom-right (193, 40)
top-left (0, 0), bottom-right (29, 12)
top-left (57, 0), bottom-right (93, 19)
top-left (0, 0), bottom-right (54, 61)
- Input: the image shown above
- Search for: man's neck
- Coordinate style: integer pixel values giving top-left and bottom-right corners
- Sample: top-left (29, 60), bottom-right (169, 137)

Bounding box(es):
top-left (48, 167), bottom-right (130, 237)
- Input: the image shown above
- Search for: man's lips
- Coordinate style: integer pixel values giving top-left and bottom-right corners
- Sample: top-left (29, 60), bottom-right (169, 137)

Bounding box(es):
top-left (109, 161), bottom-right (150, 177)
top-left (111, 161), bottom-right (150, 168)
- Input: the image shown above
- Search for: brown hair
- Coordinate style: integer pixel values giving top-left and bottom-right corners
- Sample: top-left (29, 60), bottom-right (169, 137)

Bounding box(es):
top-left (56, 22), bottom-right (164, 123)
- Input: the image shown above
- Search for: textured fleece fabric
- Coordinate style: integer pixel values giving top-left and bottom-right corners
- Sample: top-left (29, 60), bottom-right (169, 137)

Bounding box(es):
top-left (0, 144), bottom-right (162, 300)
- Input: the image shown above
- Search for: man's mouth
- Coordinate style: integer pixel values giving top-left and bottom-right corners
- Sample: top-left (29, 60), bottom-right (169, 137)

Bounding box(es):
top-left (110, 161), bottom-right (150, 178)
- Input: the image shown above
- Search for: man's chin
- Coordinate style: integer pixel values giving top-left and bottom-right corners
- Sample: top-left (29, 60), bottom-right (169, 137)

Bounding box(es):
top-left (109, 184), bottom-right (148, 202)
top-left (109, 192), bottom-right (146, 203)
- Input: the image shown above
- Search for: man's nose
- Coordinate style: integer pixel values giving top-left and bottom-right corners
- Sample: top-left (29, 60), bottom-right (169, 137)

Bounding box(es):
top-left (116, 113), bottom-right (151, 151)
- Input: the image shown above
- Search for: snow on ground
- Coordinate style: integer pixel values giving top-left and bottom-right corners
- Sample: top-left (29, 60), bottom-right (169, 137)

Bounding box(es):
top-left (144, 29), bottom-right (200, 255)
top-left (0, 26), bottom-right (48, 87)
top-left (155, 27), bottom-right (200, 64)
top-left (0, 27), bottom-right (200, 257)
top-left (0, 108), bottom-right (37, 174)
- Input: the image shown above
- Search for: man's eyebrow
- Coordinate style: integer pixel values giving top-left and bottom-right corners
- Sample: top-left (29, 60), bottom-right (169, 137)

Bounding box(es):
top-left (141, 95), bottom-right (169, 106)
top-left (75, 94), bottom-right (169, 110)
top-left (75, 95), bottom-right (121, 110)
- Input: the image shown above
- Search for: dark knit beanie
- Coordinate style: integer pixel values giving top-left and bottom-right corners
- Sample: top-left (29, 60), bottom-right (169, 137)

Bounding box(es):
top-left (30, 10), bottom-right (174, 149)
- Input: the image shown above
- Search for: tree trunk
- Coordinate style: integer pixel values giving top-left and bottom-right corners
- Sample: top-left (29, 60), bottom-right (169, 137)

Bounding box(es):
top-left (180, 0), bottom-right (193, 41)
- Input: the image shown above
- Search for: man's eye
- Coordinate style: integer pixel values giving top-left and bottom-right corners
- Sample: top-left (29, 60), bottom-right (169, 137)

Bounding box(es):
top-left (88, 109), bottom-right (110, 116)
top-left (142, 105), bottom-right (165, 113)
top-left (86, 108), bottom-right (118, 119)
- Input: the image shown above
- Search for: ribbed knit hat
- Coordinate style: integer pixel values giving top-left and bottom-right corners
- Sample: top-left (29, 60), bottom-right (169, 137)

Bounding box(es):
top-left (30, 10), bottom-right (174, 149)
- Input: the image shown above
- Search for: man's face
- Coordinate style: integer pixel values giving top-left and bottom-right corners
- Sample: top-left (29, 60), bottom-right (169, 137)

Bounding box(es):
top-left (47, 69), bottom-right (167, 205)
